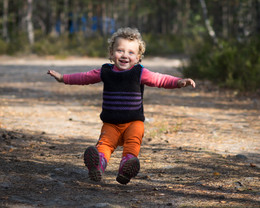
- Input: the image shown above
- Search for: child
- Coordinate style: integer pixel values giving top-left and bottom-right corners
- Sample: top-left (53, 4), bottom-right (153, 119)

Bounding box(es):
top-left (47, 27), bottom-right (195, 185)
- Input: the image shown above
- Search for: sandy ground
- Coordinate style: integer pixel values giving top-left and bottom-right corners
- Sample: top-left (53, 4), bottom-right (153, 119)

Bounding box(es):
top-left (0, 56), bottom-right (259, 208)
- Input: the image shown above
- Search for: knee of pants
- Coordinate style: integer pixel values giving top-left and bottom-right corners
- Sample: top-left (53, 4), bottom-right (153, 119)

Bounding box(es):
top-left (123, 121), bottom-right (144, 144)
top-left (96, 138), bottom-right (119, 162)
top-left (124, 136), bottom-right (142, 146)
top-left (96, 123), bottom-right (121, 162)
top-left (122, 121), bottom-right (144, 157)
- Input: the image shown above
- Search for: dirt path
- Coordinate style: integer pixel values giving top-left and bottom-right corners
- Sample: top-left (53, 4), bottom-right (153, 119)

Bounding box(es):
top-left (0, 56), bottom-right (259, 207)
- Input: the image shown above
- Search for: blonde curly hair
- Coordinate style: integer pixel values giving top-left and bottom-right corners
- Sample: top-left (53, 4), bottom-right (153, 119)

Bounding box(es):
top-left (108, 27), bottom-right (146, 63)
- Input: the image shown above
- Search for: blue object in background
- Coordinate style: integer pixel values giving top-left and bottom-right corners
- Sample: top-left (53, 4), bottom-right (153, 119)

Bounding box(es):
top-left (102, 17), bottom-right (116, 34)
top-left (81, 16), bottom-right (87, 32)
top-left (68, 12), bottom-right (74, 34)
top-left (109, 18), bottom-right (115, 34)
top-left (55, 19), bottom-right (61, 35)
top-left (55, 14), bottom-right (115, 34)
top-left (92, 16), bottom-right (98, 32)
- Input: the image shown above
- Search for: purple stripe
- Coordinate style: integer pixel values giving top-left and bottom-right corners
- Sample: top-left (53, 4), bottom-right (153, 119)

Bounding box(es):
top-left (103, 105), bottom-right (142, 110)
top-left (103, 95), bottom-right (141, 100)
top-left (103, 100), bottom-right (142, 105)
top-left (104, 91), bottom-right (141, 95)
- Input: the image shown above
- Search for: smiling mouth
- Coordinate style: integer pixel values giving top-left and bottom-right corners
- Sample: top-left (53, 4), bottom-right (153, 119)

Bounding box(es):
top-left (119, 60), bottom-right (129, 64)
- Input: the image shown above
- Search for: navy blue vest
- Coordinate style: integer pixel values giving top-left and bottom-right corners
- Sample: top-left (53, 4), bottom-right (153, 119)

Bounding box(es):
top-left (100, 64), bottom-right (145, 124)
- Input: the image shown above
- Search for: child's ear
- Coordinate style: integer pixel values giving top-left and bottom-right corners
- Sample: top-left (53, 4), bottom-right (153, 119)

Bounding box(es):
top-left (109, 51), bottom-right (114, 62)
top-left (137, 54), bottom-right (142, 63)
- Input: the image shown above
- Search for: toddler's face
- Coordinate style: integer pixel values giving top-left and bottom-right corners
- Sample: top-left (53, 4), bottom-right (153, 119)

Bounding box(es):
top-left (110, 37), bottom-right (140, 71)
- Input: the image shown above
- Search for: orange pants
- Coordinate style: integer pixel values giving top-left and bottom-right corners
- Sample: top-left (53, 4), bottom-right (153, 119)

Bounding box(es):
top-left (96, 121), bottom-right (144, 162)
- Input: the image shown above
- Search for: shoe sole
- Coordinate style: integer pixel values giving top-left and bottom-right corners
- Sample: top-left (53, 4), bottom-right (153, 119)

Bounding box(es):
top-left (116, 157), bottom-right (140, 185)
top-left (84, 146), bottom-right (102, 182)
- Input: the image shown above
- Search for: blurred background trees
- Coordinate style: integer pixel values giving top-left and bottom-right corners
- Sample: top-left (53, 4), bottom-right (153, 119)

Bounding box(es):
top-left (0, 0), bottom-right (260, 91)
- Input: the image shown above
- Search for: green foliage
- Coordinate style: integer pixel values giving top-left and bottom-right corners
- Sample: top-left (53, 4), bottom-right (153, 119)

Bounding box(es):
top-left (7, 32), bottom-right (106, 57)
top-left (182, 37), bottom-right (260, 92)
top-left (31, 33), bottom-right (108, 57)
top-left (143, 34), bottom-right (184, 56)
top-left (0, 32), bottom-right (29, 55)
top-left (2, 32), bottom-right (185, 57)
top-left (0, 39), bottom-right (8, 54)
top-left (32, 33), bottom-right (186, 57)
top-left (32, 37), bottom-right (64, 55)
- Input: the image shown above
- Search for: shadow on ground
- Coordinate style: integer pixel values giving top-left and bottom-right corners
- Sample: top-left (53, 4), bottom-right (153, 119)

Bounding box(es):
top-left (0, 129), bottom-right (259, 208)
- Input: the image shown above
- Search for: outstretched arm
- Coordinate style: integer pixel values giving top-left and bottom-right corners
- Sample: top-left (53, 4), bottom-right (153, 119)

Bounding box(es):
top-left (47, 70), bottom-right (64, 83)
top-left (177, 78), bottom-right (196, 88)
top-left (141, 68), bottom-right (195, 89)
top-left (48, 69), bottom-right (102, 85)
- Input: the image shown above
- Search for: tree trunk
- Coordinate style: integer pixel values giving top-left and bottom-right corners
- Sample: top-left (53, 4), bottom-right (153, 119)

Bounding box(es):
top-left (123, 0), bottom-right (129, 27)
top-left (255, 0), bottom-right (260, 33)
top-left (246, 0), bottom-right (253, 36)
top-left (61, 0), bottom-right (69, 34)
top-left (222, 0), bottom-right (228, 38)
top-left (172, 0), bottom-right (182, 34)
top-left (101, 1), bottom-right (107, 35)
top-left (199, 0), bottom-right (219, 45)
top-left (183, 0), bottom-right (191, 35)
top-left (27, 0), bottom-right (34, 45)
top-left (3, 0), bottom-right (9, 42)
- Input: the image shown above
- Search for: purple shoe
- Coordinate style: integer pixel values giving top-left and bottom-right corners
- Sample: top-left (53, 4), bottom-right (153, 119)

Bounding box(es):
top-left (84, 146), bottom-right (107, 182)
top-left (116, 154), bottom-right (140, 185)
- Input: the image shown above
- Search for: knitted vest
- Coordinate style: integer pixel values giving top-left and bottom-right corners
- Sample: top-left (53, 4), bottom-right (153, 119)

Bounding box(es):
top-left (100, 64), bottom-right (145, 124)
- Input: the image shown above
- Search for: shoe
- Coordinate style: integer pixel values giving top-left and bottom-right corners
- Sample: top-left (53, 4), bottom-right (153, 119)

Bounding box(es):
top-left (116, 154), bottom-right (140, 185)
top-left (84, 146), bottom-right (107, 182)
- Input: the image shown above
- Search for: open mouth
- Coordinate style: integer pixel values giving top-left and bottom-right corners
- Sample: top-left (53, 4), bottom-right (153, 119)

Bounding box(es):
top-left (119, 60), bottom-right (129, 64)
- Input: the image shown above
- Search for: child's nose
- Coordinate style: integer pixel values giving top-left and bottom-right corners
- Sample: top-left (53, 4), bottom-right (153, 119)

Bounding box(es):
top-left (121, 52), bottom-right (127, 57)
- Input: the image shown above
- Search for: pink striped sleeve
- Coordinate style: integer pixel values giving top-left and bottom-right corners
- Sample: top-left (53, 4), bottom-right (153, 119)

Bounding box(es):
top-left (141, 68), bottom-right (181, 88)
top-left (63, 69), bottom-right (101, 85)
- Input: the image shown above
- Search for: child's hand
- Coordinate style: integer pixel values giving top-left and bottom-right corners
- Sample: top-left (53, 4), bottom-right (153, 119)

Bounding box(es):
top-left (177, 78), bottom-right (196, 88)
top-left (47, 70), bottom-right (64, 82)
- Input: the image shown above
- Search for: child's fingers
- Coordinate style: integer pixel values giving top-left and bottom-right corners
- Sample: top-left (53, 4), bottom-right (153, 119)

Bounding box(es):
top-left (47, 70), bottom-right (57, 77)
top-left (190, 79), bottom-right (196, 88)
top-left (183, 79), bottom-right (196, 88)
top-left (47, 70), bottom-right (54, 75)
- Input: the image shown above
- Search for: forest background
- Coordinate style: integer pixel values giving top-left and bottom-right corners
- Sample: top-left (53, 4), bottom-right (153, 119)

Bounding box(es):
top-left (0, 0), bottom-right (260, 92)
